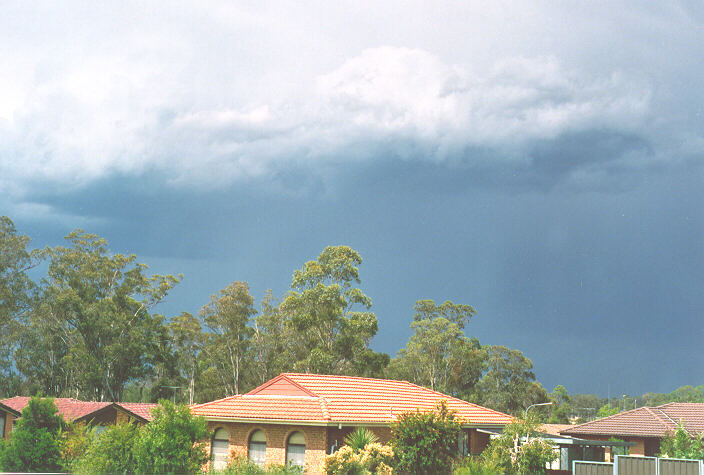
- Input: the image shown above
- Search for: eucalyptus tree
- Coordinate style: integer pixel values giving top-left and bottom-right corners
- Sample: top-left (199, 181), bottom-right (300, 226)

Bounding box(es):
top-left (280, 245), bottom-right (384, 375)
top-left (27, 230), bottom-right (180, 401)
top-left (387, 299), bottom-right (486, 398)
top-left (168, 312), bottom-right (204, 404)
top-left (0, 216), bottom-right (39, 395)
top-left (199, 281), bottom-right (256, 396)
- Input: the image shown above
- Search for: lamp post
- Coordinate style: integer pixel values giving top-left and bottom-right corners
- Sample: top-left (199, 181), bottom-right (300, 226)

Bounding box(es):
top-left (524, 402), bottom-right (553, 420)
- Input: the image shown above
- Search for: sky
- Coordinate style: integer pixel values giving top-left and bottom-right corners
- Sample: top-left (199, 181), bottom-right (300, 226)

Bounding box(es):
top-left (1, 1), bottom-right (703, 396)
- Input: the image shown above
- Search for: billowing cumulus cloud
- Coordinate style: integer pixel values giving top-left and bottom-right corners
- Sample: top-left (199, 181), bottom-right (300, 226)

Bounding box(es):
top-left (0, 1), bottom-right (700, 196)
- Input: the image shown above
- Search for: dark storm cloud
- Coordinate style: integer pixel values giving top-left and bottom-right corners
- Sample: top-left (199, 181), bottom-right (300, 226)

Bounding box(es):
top-left (3, 1), bottom-right (704, 396)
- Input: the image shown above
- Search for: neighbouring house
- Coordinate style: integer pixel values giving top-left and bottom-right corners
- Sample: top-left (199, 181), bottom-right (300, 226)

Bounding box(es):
top-left (190, 373), bottom-right (514, 473)
top-left (561, 403), bottom-right (704, 459)
top-left (477, 423), bottom-right (634, 471)
top-left (0, 396), bottom-right (157, 439)
top-left (0, 401), bottom-right (21, 440)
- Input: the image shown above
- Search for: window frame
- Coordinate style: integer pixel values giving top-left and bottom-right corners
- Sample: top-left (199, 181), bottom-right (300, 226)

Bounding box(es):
top-left (286, 431), bottom-right (306, 468)
top-left (211, 427), bottom-right (230, 470)
top-left (248, 429), bottom-right (267, 466)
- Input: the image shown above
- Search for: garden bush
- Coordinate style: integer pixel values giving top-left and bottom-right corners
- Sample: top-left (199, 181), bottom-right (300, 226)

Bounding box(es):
top-left (0, 396), bottom-right (65, 472)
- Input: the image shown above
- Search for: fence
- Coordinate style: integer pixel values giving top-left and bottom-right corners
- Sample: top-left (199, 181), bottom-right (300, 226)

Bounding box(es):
top-left (573, 456), bottom-right (704, 475)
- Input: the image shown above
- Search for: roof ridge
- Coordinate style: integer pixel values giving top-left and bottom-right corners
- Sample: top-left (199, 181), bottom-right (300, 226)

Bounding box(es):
top-left (282, 372), bottom-right (419, 386)
top-left (319, 397), bottom-right (330, 420)
top-left (564, 405), bottom-right (649, 432)
top-left (644, 406), bottom-right (676, 430)
top-left (654, 407), bottom-right (692, 436)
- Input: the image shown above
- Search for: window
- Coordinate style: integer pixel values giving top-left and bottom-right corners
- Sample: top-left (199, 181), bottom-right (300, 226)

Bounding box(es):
top-left (0, 414), bottom-right (5, 439)
top-left (211, 428), bottom-right (229, 470)
top-left (286, 431), bottom-right (306, 468)
top-left (248, 429), bottom-right (266, 466)
top-left (458, 430), bottom-right (468, 456)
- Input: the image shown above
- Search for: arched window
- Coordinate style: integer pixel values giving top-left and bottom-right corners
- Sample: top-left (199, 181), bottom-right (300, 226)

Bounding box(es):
top-left (211, 427), bottom-right (229, 470)
top-left (286, 431), bottom-right (306, 468)
top-left (248, 429), bottom-right (266, 466)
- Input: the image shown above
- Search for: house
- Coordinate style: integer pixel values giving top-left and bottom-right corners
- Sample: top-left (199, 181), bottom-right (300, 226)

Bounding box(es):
top-left (561, 403), bottom-right (704, 458)
top-left (0, 401), bottom-right (21, 440)
top-left (0, 396), bottom-right (157, 439)
top-left (190, 373), bottom-right (514, 473)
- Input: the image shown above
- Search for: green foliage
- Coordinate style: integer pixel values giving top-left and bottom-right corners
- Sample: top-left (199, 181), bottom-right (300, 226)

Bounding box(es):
top-left (481, 417), bottom-right (556, 475)
top-left (475, 346), bottom-right (548, 416)
top-left (324, 442), bottom-right (394, 474)
top-left (0, 216), bottom-right (38, 396)
top-left (659, 423), bottom-right (704, 460)
top-left (597, 404), bottom-right (619, 418)
top-left (280, 246), bottom-right (386, 375)
top-left (200, 281), bottom-right (256, 396)
top-left (0, 396), bottom-right (65, 472)
top-left (60, 421), bottom-right (93, 470)
top-left (132, 400), bottom-right (210, 474)
top-left (220, 456), bottom-right (304, 474)
top-left (391, 400), bottom-right (462, 474)
top-left (72, 422), bottom-right (139, 474)
top-left (16, 230), bottom-right (181, 400)
top-left (548, 385), bottom-right (572, 423)
top-left (387, 300), bottom-right (486, 399)
top-left (454, 457), bottom-right (501, 475)
top-left (344, 427), bottom-right (380, 451)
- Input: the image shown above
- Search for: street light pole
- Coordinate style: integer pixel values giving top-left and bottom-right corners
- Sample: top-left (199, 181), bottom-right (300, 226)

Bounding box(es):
top-left (524, 402), bottom-right (553, 420)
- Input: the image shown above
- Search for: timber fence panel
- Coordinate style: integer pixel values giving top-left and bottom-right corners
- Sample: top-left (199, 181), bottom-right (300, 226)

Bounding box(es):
top-left (615, 455), bottom-right (657, 475)
top-left (573, 460), bottom-right (614, 475)
top-left (658, 457), bottom-right (701, 475)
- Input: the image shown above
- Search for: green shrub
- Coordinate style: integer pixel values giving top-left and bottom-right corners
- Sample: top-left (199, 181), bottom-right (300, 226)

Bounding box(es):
top-left (481, 417), bottom-right (556, 475)
top-left (133, 400), bottom-right (210, 474)
top-left (659, 423), bottom-right (704, 460)
top-left (344, 427), bottom-right (380, 451)
top-left (323, 443), bottom-right (394, 474)
top-left (72, 422), bottom-right (139, 474)
top-left (218, 456), bottom-right (304, 474)
top-left (391, 400), bottom-right (462, 474)
top-left (454, 457), bottom-right (501, 475)
top-left (0, 396), bottom-right (65, 472)
top-left (59, 421), bottom-right (93, 470)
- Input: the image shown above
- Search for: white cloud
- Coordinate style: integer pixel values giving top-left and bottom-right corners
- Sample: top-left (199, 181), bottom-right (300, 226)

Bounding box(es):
top-left (0, 1), bottom-right (699, 194)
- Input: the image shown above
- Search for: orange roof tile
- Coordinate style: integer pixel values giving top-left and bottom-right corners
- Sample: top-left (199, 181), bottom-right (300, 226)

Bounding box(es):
top-left (191, 373), bottom-right (513, 426)
top-left (116, 402), bottom-right (158, 422)
top-left (1, 396), bottom-right (112, 422)
top-left (561, 403), bottom-right (704, 438)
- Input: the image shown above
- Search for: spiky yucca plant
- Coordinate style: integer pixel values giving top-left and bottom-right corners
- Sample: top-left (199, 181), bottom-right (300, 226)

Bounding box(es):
top-left (344, 427), bottom-right (379, 451)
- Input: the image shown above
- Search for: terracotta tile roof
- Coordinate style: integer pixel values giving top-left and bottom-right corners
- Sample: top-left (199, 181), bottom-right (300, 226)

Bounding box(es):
top-left (1, 396), bottom-right (112, 422)
top-left (0, 401), bottom-right (21, 417)
top-left (116, 402), bottom-right (158, 422)
top-left (561, 403), bottom-right (704, 438)
top-left (539, 424), bottom-right (573, 436)
top-left (191, 373), bottom-right (513, 426)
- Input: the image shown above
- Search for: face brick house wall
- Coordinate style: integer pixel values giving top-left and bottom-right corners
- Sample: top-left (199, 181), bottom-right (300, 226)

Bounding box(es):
top-left (2, 413), bottom-right (15, 440)
top-left (205, 421), bottom-right (328, 474)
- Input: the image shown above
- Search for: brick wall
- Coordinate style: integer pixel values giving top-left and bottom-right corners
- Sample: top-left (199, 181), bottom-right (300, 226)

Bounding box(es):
top-left (2, 412), bottom-right (14, 440)
top-left (205, 421), bottom-right (328, 474)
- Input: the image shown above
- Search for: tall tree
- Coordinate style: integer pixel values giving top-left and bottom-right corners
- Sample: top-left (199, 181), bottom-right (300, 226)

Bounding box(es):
top-left (250, 290), bottom-right (290, 386)
top-left (0, 216), bottom-right (39, 396)
top-left (476, 345), bottom-right (548, 415)
top-left (200, 281), bottom-right (256, 396)
top-left (387, 299), bottom-right (486, 398)
top-left (168, 312), bottom-right (204, 405)
top-left (548, 385), bottom-right (572, 423)
top-left (25, 230), bottom-right (180, 401)
top-left (280, 246), bottom-right (384, 374)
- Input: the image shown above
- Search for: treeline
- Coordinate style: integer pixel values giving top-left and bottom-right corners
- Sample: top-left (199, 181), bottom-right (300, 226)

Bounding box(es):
top-left (4, 215), bottom-right (693, 419)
